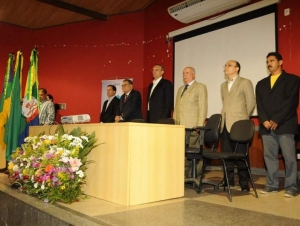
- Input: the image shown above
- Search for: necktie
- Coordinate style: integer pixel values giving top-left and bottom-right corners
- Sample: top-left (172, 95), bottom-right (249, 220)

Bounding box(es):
top-left (124, 94), bottom-right (128, 103)
top-left (181, 84), bottom-right (189, 97)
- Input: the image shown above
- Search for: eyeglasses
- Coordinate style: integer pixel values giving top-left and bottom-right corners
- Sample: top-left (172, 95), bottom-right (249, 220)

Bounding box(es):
top-left (121, 84), bottom-right (130, 87)
top-left (224, 64), bottom-right (237, 68)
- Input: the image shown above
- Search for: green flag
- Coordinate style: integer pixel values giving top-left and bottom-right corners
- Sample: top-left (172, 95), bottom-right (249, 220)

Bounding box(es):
top-left (4, 51), bottom-right (23, 161)
top-left (0, 53), bottom-right (14, 167)
top-left (19, 49), bottom-right (40, 146)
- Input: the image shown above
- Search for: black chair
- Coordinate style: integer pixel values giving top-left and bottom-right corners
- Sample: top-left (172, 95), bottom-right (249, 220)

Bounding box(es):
top-left (131, 119), bottom-right (145, 123)
top-left (157, 118), bottom-right (175, 124)
top-left (198, 119), bottom-right (258, 202)
top-left (185, 114), bottom-right (222, 191)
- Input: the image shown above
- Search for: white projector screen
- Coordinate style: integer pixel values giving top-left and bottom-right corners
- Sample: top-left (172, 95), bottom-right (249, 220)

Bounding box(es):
top-left (173, 5), bottom-right (277, 117)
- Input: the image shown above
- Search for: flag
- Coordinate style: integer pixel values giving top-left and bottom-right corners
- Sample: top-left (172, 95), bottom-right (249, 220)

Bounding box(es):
top-left (0, 53), bottom-right (14, 168)
top-left (4, 51), bottom-right (23, 161)
top-left (18, 49), bottom-right (39, 146)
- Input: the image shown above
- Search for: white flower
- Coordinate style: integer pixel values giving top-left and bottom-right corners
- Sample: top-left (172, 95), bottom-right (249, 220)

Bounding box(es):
top-left (67, 135), bottom-right (74, 140)
top-left (56, 147), bottom-right (63, 152)
top-left (70, 142), bottom-right (83, 148)
top-left (60, 156), bottom-right (69, 163)
top-left (47, 135), bottom-right (55, 140)
top-left (76, 170), bottom-right (84, 178)
top-left (24, 136), bottom-right (35, 143)
top-left (34, 182), bottom-right (38, 188)
top-left (80, 136), bottom-right (88, 142)
top-left (13, 165), bottom-right (19, 172)
top-left (41, 184), bottom-right (45, 190)
top-left (62, 149), bottom-right (71, 156)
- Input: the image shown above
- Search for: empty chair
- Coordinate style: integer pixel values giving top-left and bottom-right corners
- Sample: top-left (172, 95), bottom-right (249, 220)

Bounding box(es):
top-left (157, 118), bottom-right (175, 124)
top-left (198, 119), bottom-right (258, 201)
top-left (185, 114), bottom-right (221, 191)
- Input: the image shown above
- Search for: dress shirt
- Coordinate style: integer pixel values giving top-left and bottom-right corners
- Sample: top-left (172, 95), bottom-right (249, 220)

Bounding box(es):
top-left (148, 76), bottom-right (162, 110)
top-left (227, 75), bottom-right (238, 91)
top-left (106, 95), bottom-right (115, 110)
top-left (181, 80), bottom-right (195, 96)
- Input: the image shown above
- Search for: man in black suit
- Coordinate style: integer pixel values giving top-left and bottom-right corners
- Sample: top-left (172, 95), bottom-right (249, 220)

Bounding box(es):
top-left (146, 64), bottom-right (173, 123)
top-left (256, 52), bottom-right (300, 197)
top-left (115, 79), bottom-right (142, 122)
top-left (100, 85), bottom-right (120, 123)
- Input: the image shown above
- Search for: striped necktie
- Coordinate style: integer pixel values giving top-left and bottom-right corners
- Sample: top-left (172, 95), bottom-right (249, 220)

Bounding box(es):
top-left (124, 94), bottom-right (128, 102)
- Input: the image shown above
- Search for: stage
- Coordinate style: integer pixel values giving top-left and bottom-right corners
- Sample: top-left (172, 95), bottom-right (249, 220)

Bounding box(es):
top-left (1, 171), bottom-right (300, 226)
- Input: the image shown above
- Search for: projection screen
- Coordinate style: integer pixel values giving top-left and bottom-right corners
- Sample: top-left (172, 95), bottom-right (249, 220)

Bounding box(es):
top-left (173, 5), bottom-right (277, 117)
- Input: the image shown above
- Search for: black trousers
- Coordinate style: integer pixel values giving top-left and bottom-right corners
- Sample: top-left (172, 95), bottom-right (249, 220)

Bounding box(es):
top-left (221, 123), bottom-right (249, 186)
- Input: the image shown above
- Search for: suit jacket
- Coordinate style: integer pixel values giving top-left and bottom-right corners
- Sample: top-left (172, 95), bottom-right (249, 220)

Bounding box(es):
top-left (100, 96), bottom-right (120, 123)
top-left (221, 76), bottom-right (256, 132)
top-left (173, 81), bottom-right (207, 128)
top-left (117, 89), bottom-right (143, 122)
top-left (146, 78), bottom-right (173, 123)
top-left (256, 70), bottom-right (299, 135)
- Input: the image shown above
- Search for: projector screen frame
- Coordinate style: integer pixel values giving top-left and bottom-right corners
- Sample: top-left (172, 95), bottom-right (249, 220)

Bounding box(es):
top-left (171, 4), bottom-right (278, 118)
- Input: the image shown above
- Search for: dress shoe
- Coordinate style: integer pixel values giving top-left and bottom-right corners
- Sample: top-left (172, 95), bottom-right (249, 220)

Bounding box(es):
top-left (241, 185), bottom-right (250, 192)
top-left (219, 180), bottom-right (235, 187)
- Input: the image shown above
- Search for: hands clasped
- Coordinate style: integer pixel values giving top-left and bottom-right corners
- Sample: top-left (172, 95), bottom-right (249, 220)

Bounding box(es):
top-left (263, 120), bottom-right (278, 130)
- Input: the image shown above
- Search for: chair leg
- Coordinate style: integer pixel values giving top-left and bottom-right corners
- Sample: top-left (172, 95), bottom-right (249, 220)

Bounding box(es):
top-left (184, 159), bottom-right (200, 189)
top-left (222, 160), bottom-right (232, 202)
top-left (244, 160), bottom-right (258, 198)
top-left (191, 159), bottom-right (197, 188)
top-left (197, 159), bottom-right (206, 193)
top-left (197, 158), bottom-right (220, 193)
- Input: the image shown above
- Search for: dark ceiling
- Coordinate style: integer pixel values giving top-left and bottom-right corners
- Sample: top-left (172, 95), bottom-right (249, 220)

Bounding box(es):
top-left (0, 0), bottom-right (156, 29)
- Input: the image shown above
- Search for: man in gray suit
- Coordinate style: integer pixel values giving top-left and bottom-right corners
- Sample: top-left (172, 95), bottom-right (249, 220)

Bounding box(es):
top-left (173, 66), bottom-right (208, 178)
top-left (220, 60), bottom-right (256, 192)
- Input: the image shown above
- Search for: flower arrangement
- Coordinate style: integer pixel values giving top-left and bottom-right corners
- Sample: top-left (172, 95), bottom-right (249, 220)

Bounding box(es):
top-left (7, 126), bottom-right (98, 203)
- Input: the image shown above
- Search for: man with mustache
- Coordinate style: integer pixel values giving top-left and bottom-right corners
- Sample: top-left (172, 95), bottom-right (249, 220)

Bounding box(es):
top-left (256, 52), bottom-right (300, 197)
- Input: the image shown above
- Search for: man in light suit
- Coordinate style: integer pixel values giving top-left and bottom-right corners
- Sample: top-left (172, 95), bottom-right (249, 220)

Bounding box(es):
top-left (100, 85), bottom-right (120, 123)
top-left (173, 66), bottom-right (208, 178)
top-left (146, 64), bottom-right (173, 123)
top-left (115, 79), bottom-right (142, 122)
top-left (220, 60), bottom-right (256, 192)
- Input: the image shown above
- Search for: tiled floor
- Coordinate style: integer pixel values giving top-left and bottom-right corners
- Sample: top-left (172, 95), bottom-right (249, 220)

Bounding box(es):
top-left (1, 171), bottom-right (300, 226)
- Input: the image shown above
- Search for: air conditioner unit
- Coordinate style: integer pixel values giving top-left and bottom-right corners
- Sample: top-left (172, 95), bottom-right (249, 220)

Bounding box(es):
top-left (168, 0), bottom-right (251, 24)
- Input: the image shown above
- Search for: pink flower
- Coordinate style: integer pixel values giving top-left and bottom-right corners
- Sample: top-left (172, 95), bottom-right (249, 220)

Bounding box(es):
top-left (68, 157), bottom-right (82, 172)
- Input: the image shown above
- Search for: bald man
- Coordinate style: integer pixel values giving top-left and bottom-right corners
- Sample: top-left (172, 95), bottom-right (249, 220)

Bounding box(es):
top-left (220, 60), bottom-right (256, 192)
top-left (173, 66), bottom-right (208, 179)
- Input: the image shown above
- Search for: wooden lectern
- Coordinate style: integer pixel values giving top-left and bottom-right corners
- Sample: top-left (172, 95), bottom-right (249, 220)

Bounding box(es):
top-left (30, 123), bottom-right (185, 206)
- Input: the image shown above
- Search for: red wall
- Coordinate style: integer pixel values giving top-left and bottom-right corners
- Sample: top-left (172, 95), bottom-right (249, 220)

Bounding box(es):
top-left (0, 0), bottom-right (300, 123)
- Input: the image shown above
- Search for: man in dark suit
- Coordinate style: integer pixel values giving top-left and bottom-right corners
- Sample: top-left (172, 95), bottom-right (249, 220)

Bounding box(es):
top-left (146, 64), bottom-right (173, 123)
top-left (256, 52), bottom-right (299, 197)
top-left (115, 79), bottom-right (142, 122)
top-left (100, 85), bottom-right (120, 123)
